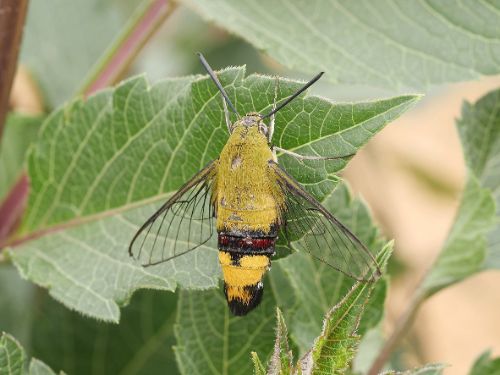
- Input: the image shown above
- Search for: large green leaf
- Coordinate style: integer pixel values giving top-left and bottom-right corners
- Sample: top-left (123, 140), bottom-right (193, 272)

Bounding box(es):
top-left (179, 0), bottom-right (500, 91)
top-left (28, 289), bottom-right (179, 375)
top-left (8, 68), bottom-right (418, 321)
top-left (21, 0), bottom-right (136, 106)
top-left (0, 266), bottom-right (36, 346)
top-left (421, 88), bottom-right (499, 295)
top-left (174, 182), bottom-right (391, 374)
top-left (174, 283), bottom-right (276, 375)
top-left (0, 267), bottom-right (180, 374)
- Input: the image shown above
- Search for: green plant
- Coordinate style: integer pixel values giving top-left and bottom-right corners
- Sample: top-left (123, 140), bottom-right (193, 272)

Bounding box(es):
top-left (1, 1), bottom-right (499, 374)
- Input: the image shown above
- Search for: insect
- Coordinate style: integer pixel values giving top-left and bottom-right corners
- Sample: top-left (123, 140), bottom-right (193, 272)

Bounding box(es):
top-left (129, 53), bottom-right (381, 316)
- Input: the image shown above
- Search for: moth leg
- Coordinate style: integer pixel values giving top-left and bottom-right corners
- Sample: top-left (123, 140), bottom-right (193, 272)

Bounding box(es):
top-left (222, 95), bottom-right (232, 133)
top-left (273, 146), bottom-right (355, 161)
top-left (268, 77), bottom-right (279, 143)
top-left (271, 146), bottom-right (278, 163)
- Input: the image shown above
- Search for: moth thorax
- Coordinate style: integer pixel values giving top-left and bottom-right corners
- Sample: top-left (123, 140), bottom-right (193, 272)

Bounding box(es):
top-left (218, 251), bottom-right (271, 316)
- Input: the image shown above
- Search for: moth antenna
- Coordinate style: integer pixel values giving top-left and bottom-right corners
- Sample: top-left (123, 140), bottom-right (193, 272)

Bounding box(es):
top-left (197, 52), bottom-right (240, 117)
top-left (261, 72), bottom-right (324, 119)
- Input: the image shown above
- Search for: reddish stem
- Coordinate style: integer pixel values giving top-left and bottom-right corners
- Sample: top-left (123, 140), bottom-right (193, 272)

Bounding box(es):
top-left (82, 0), bottom-right (174, 97)
top-left (0, 174), bottom-right (29, 245)
top-left (0, 0), bottom-right (29, 141)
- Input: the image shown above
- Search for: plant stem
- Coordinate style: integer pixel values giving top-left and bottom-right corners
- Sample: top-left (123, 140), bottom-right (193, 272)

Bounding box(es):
top-left (0, 0), bottom-right (29, 142)
top-left (367, 289), bottom-right (426, 375)
top-left (0, 174), bottom-right (29, 248)
top-left (78, 0), bottom-right (176, 97)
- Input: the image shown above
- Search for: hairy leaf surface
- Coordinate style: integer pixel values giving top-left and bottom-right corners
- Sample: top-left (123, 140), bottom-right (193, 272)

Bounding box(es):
top-left (180, 0), bottom-right (500, 91)
top-left (174, 284), bottom-right (276, 375)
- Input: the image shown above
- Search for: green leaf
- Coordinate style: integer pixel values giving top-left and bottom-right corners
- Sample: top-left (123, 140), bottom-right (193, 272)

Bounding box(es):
top-left (270, 184), bottom-right (388, 353)
top-left (0, 114), bottom-right (42, 202)
top-left (302, 286), bottom-right (361, 374)
top-left (29, 359), bottom-right (60, 375)
top-left (267, 309), bottom-right (293, 375)
top-left (251, 352), bottom-right (267, 375)
top-left (0, 266), bottom-right (36, 346)
top-left (352, 327), bottom-right (384, 375)
top-left (421, 175), bottom-right (496, 295)
top-left (9, 68), bottom-right (418, 321)
top-left (0, 333), bottom-right (25, 375)
top-left (179, 0), bottom-right (500, 91)
top-left (297, 246), bottom-right (391, 375)
top-left (21, 0), bottom-right (136, 106)
top-left (456, 88), bottom-right (500, 269)
top-left (384, 363), bottom-right (447, 375)
top-left (174, 283), bottom-right (276, 375)
top-left (0, 332), bottom-right (59, 375)
top-left (457, 89), bottom-right (500, 188)
top-left (1, 265), bottom-right (180, 374)
top-left (26, 289), bottom-right (178, 375)
top-left (469, 350), bottom-right (500, 375)
top-left (421, 88), bottom-right (499, 296)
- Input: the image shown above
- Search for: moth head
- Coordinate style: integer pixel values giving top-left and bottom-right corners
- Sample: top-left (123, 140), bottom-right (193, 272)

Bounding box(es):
top-left (235, 112), bottom-right (268, 136)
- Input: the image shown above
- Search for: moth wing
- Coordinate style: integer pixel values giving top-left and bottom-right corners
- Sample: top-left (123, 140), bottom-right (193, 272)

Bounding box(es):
top-left (270, 162), bottom-right (381, 281)
top-left (129, 160), bottom-right (218, 266)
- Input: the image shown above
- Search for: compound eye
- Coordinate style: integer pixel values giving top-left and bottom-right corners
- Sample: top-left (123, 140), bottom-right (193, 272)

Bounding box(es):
top-left (259, 123), bottom-right (268, 136)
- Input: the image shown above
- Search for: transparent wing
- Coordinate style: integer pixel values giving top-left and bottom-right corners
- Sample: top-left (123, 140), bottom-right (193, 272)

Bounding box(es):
top-left (129, 161), bottom-right (217, 267)
top-left (270, 162), bottom-right (381, 281)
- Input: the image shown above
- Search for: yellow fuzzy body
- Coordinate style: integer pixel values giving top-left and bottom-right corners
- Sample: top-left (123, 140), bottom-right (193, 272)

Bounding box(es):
top-left (215, 125), bottom-right (283, 233)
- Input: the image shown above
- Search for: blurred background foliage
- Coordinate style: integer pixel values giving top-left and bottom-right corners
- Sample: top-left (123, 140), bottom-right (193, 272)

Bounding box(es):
top-left (1, 1), bottom-right (500, 374)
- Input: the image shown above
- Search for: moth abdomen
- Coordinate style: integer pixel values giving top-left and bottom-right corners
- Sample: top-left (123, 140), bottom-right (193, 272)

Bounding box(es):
top-left (223, 281), bottom-right (264, 316)
top-left (218, 234), bottom-right (276, 253)
top-left (218, 232), bottom-right (276, 316)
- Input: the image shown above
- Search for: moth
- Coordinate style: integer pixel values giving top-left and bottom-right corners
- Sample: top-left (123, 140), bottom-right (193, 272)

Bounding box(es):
top-left (129, 53), bottom-right (381, 316)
